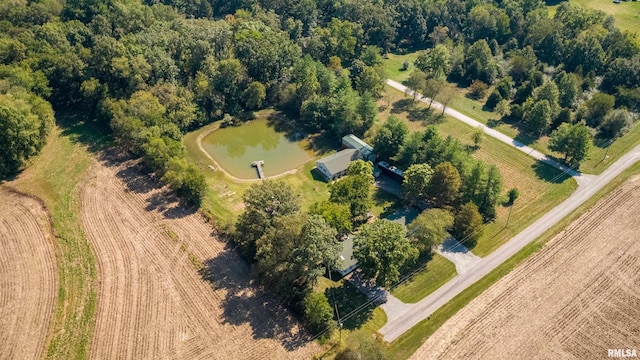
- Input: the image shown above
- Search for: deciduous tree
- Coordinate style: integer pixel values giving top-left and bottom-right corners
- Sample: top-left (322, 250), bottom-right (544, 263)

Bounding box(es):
top-left (451, 202), bottom-right (484, 247)
top-left (353, 220), bottom-right (419, 287)
top-left (428, 162), bottom-right (462, 208)
top-left (407, 209), bottom-right (454, 253)
top-left (548, 123), bottom-right (592, 166)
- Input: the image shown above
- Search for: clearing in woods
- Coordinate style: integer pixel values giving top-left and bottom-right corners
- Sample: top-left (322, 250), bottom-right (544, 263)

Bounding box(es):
top-left (82, 152), bottom-right (320, 359)
top-left (410, 176), bottom-right (640, 359)
top-left (0, 189), bottom-right (57, 360)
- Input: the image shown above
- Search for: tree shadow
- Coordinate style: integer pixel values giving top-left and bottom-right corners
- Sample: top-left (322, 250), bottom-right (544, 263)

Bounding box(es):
top-left (407, 107), bottom-right (434, 122)
top-left (532, 161), bottom-right (573, 184)
top-left (513, 131), bottom-right (538, 146)
top-left (200, 246), bottom-right (313, 351)
top-left (325, 282), bottom-right (375, 331)
top-left (486, 118), bottom-right (502, 128)
top-left (398, 251), bottom-right (434, 280)
top-left (266, 111), bottom-right (306, 143)
top-left (308, 131), bottom-right (340, 155)
top-left (97, 151), bottom-right (197, 219)
top-left (391, 98), bottom-right (414, 114)
top-left (56, 110), bottom-right (113, 154)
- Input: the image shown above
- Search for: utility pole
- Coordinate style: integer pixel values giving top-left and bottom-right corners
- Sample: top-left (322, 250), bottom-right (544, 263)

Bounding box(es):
top-left (506, 203), bottom-right (514, 228)
top-left (601, 138), bottom-right (614, 162)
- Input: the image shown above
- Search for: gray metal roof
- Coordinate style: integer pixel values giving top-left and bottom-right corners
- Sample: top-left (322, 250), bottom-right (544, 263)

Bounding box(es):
top-left (317, 148), bottom-right (361, 176)
top-left (342, 134), bottom-right (373, 153)
top-left (336, 235), bottom-right (357, 272)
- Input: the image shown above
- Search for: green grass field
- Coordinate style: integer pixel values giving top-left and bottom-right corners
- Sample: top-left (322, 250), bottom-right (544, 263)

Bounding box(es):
top-left (569, 0), bottom-right (640, 34)
top-left (391, 253), bottom-right (457, 303)
top-left (385, 160), bottom-right (640, 359)
top-left (382, 52), bottom-right (421, 83)
top-left (379, 87), bottom-right (577, 256)
top-left (9, 114), bottom-right (109, 359)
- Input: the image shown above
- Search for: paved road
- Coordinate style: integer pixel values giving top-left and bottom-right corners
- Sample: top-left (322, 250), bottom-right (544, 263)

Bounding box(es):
top-left (379, 143), bottom-right (640, 342)
top-left (385, 80), bottom-right (592, 185)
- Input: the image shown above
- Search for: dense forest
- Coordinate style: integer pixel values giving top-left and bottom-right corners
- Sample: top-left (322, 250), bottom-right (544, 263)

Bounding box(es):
top-left (2, 0), bottom-right (638, 197)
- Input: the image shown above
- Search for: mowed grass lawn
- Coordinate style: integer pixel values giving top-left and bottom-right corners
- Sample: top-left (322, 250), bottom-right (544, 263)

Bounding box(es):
top-left (569, 0), bottom-right (640, 34)
top-left (379, 86), bottom-right (577, 257)
top-left (382, 52), bottom-right (421, 82)
top-left (391, 253), bottom-right (457, 303)
top-left (184, 111), bottom-right (332, 229)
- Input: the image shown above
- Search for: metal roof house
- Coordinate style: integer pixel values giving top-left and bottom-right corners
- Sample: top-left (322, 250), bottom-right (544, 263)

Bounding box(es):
top-left (315, 135), bottom-right (374, 181)
top-left (342, 134), bottom-right (375, 162)
top-left (335, 236), bottom-right (357, 277)
top-left (316, 149), bottom-right (361, 181)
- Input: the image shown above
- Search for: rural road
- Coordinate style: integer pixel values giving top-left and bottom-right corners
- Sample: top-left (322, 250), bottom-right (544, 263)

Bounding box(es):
top-left (380, 142), bottom-right (640, 343)
top-left (379, 79), bottom-right (640, 342)
top-left (385, 80), bottom-right (590, 184)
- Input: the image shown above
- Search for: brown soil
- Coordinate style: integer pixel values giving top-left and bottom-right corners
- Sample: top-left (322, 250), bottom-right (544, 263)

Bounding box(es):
top-left (411, 176), bottom-right (640, 360)
top-left (81, 153), bottom-right (320, 359)
top-left (0, 188), bottom-right (57, 360)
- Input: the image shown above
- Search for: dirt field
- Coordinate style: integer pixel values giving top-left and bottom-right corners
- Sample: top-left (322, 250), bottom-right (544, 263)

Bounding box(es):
top-left (411, 176), bottom-right (640, 359)
top-left (0, 189), bottom-right (57, 360)
top-left (81, 154), bottom-right (321, 359)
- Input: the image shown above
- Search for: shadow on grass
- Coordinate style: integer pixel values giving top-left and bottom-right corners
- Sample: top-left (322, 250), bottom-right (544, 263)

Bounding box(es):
top-left (397, 251), bottom-right (434, 282)
top-left (325, 282), bottom-right (375, 331)
top-left (486, 118), bottom-right (502, 128)
top-left (310, 167), bottom-right (329, 183)
top-left (200, 246), bottom-right (313, 351)
top-left (391, 98), bottom-right (415, 114)
top-left (57, 110), bottom-right (112, 154)
top-left (532, 161), bottom-right (573, 184)
top-left (513, 131), bottom-right (539, 146)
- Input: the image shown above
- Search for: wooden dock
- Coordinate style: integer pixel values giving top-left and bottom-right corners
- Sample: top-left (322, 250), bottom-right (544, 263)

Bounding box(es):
top-left (251, 160), bottom-right (265, 179)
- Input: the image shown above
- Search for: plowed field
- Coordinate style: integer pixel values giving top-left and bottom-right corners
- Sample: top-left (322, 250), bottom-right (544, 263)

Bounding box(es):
top-left (411, 176), bottom-right (640, 360)
top-left (82, 155), bottom-right (320, 359)
top-left (0, 189), bottom-right (57, 360)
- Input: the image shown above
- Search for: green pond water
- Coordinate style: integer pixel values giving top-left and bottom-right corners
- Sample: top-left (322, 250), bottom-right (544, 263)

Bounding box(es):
top-left (200, 119), bottom-right (312, 179)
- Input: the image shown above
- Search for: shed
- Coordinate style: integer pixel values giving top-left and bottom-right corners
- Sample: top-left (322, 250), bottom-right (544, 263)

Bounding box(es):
top-left (342, 134), bottom-right (375, 162)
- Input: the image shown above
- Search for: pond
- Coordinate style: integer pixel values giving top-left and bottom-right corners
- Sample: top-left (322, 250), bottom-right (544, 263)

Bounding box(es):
top-left (200, 119), bottom-right (313, 179)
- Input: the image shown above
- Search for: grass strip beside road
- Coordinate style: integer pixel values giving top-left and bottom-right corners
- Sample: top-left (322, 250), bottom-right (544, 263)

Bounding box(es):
top-left (386, 161), bottom-right (640, 359)
top-left (391, 254), bottom-right (457, 303)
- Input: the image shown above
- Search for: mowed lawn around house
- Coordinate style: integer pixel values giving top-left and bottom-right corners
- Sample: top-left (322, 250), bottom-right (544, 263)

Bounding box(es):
top-left (378, 86), bottom-right (577, 257)
top-left (391, 253), bottom-right (457, 303)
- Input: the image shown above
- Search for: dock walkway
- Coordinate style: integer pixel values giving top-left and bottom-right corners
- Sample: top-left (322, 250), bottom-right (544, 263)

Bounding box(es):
top-left (251, 160), bottom-right (265, 179)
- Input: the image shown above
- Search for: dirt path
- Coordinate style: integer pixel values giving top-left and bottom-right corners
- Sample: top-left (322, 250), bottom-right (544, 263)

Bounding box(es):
top-left (81, 154), bottom-right (320, 359)
top-left (410, 176), bottom-right (640, 359)
top-left (0, 189), bottom-right (57, 360)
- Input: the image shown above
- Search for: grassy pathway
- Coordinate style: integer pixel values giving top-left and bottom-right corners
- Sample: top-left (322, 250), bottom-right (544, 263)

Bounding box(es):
top-left (9, 116), bottom-right (107, 359)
